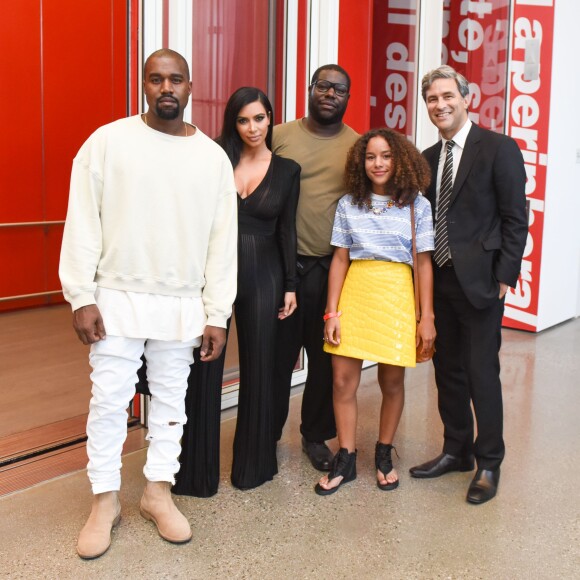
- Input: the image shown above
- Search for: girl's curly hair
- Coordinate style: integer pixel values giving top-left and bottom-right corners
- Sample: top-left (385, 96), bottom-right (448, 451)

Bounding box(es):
top-left (344, 128), bottom-right (431, 208)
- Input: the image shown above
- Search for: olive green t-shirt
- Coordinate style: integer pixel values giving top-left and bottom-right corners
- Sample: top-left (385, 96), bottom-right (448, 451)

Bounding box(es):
top-left (273, 119), bottom-right (359, 257)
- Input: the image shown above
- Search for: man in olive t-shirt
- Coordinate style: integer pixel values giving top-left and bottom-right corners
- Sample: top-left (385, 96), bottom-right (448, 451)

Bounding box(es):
top-left (272, 64), bottom-right (358, 471)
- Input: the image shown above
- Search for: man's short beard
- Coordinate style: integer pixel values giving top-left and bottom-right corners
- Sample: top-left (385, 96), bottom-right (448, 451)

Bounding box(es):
top-left (309, 106), bottom-right (346, 126)
top-left (155, 105), bottom-right (180, 120)
top-left (308, 96), bottom-right (347, 125)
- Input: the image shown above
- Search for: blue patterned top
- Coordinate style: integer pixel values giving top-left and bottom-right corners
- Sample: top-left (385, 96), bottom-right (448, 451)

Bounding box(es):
top-left (330, 193), bottom-right (434, 266)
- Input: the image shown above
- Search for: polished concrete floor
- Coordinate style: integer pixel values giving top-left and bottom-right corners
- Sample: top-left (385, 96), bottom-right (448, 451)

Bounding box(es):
top-left (1, 319), bottom-right (579, 579)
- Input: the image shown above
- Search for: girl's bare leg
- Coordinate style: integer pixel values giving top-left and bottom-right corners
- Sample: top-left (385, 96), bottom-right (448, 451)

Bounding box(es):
top-left (376, 363), bottom-right (405, 486)
top-left (317, 355), bottom-right (362, 491)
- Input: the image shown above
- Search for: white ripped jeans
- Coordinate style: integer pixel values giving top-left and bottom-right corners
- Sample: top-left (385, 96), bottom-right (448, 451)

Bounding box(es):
top-left (86, 335), bottom-right (199, 494)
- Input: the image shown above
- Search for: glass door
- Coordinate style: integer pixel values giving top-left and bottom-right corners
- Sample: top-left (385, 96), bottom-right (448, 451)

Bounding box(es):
top-left (443, 0), bottom-right (511, 133)
top-left (141, 0), bottom-right (300, 410)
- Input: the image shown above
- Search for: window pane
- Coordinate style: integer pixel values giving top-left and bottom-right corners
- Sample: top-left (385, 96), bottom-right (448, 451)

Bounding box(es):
top-left (443, 0), bottom-right (510, 133)
top-left (191, 0), bottom-right (270, 138)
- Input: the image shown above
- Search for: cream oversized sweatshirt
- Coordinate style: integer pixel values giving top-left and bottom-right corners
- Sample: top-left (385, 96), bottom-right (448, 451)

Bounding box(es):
top-left (59, 115), bottom-right (237, 328)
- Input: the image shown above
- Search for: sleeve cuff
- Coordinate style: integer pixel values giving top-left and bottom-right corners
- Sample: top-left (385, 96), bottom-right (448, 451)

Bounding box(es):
top-left (68, 293), bottom-right (97, 312)
top-left (205, 314), bottom-right (229, 329)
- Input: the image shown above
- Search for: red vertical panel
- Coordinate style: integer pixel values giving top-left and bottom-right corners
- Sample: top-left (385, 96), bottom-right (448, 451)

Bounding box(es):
top-left (42, 0), bottom-right (128, 312)
top-left (503, 2), bottom-right (555, 331)
top-left (43, 0), bottom-right (127, 220)
top-left (0, 229), bottom-right (45, 298)
top-left (338, 0), bottom-right (373, 133)
top-left (274, 0), bottom-right (286, 124)
top-left (113, 0), bottom-right (129, 119)
top-left (129, 0), bottom-right (140, 116)
top-left (369, 0), bottom-right (417, 139)
top-left (1, 0), bottom-right (128, 312)
top-left (295, 0), bottom-right (308, 119)
top-left (45, 224), bottom-right (65, 292)
top-left (163, 0), bottom-right (170, 47)
top-left (0, 0), bottom-right (43, 223)
top-left (0, 1), bottom-right (44, 310)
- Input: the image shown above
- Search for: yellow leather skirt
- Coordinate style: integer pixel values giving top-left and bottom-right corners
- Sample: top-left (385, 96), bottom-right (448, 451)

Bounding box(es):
top-left (324, 260), bottom-right (416, 367)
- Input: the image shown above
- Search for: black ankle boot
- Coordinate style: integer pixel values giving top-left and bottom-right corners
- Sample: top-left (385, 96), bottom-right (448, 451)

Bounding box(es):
top-left (375, 442), bottom-right (399, 491)
top-left (314, 448), bottom-right (357, 496)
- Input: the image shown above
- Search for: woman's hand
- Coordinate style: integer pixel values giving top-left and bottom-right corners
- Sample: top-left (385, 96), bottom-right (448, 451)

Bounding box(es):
top-left (324, 318), bottom-right (341, 346)
top-left (278, 292), bottom-right (297, 319)
top-left (416, 315), bottom-right (436, 355)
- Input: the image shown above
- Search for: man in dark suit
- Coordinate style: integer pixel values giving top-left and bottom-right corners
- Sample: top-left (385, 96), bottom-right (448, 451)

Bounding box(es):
top-left (409, 65), bottom-right (528, 504)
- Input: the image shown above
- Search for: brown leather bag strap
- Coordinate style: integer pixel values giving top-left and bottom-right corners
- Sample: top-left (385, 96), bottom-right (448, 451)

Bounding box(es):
top-left (410, 200), bottom-right (421, 323)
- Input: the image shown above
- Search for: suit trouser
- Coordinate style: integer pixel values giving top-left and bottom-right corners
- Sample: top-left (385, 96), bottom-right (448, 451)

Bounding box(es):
top-left (273, 258), bottom-right (336, 442)
top-left (432, 265), bottom-right (505, 471)
top-left (87, 335), bottom-right (198, 494)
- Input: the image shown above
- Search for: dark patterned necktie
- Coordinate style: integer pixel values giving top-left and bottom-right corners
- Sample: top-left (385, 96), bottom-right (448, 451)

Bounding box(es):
top-left (433, 140), bottom-right (455, 267)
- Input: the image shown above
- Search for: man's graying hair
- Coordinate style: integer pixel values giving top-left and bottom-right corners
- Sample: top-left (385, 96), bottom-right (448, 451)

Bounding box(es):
top-left (421, 65), bottom-right (469, 101)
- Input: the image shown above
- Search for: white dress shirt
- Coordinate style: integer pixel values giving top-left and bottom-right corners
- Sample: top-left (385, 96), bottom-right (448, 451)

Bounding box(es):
top-left (435, 118), bottom-right (473, 220)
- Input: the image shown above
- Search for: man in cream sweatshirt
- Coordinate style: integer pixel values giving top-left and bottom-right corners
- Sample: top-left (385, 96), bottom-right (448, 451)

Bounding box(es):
top-left (59, 49), bottom-right (237, 559)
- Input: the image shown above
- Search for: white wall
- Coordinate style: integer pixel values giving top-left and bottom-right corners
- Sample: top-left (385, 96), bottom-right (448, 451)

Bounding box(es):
top-left (415, 0), bottom-right (444, 151)
top-left (536, 0), bottom-right (580, 330)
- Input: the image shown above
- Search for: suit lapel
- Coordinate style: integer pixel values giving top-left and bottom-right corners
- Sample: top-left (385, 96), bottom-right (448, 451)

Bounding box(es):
top-left (425, 142), bottom-right (442, 205)
top-left (451, 123), bottom-right (481, 204)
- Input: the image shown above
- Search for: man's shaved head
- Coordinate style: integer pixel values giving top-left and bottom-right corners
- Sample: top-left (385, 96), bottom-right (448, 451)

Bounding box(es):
top-left (144, 48), bottom-right (190, 80)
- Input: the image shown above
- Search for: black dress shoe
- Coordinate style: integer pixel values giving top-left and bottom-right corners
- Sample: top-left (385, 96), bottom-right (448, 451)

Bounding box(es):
top-left (466, 468), bottom-right (500, 504)
top-left (409, 452), bottom-right (475, 478)
top-left (302, 437), bottom-right (333, 471)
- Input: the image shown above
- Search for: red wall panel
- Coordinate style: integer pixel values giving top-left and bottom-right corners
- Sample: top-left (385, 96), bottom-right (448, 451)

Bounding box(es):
top-left (369, 0), bottom-right (418, 139)
top-left (274, 0), bottom-right (286, 124)
top-left (294, 0), bottom-right (308, 120)
top-left (339, 0), bottom-right (373, 134)
top-left (0, 229), bottom-right (45, 298)
top-left (0, 0), bottom-right (43, 223)
top-left (42, 0), bottom-right (128, 220)
top-left (46, 224), bottom-right (66, 293)
top-left (0, 0), bottom-right (129, 311)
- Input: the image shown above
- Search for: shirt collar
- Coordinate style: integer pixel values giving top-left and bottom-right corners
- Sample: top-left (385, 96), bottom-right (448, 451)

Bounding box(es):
top-left (442, 118), bottom-right (472, 150)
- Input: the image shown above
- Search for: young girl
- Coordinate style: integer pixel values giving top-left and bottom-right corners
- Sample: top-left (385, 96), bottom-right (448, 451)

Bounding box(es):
top-left (315, 128), bottom-right (435, 495)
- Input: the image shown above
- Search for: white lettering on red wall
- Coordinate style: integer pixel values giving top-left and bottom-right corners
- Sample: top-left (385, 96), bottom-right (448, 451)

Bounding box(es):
top-left (504, 0), bottom-right (554, 330)
top-left (370, 0), bottom-right (418, 139)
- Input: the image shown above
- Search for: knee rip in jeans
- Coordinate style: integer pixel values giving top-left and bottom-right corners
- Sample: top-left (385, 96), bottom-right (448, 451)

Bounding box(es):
top-left (146, 419), bottom-right (182, 439)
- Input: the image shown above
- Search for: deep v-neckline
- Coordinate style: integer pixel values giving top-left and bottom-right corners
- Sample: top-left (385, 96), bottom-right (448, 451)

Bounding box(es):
top-left (236, 156), bottom-right (273, 201)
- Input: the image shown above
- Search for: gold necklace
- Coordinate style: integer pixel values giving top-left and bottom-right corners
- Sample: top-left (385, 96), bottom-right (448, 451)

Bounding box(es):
top-left (142, 113), bottom-right (187, 136)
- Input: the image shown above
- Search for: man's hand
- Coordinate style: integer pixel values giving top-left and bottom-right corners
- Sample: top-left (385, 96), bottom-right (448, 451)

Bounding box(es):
top-left (73, 305), bottom-right (106, 345)
top-left (200, 325), bottom-right (227, 362)
top-left (499, 282), bottom-right (508, 299)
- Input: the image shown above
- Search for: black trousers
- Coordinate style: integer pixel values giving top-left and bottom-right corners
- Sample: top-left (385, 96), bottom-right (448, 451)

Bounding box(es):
top-left (273, 256), bottom-right (336, 442)
top-left (432, 264), bottom-right (505, 471)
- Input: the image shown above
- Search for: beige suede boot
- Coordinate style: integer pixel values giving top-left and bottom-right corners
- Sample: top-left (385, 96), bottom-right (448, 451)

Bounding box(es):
top-left (140, 481), bottom-right (192, 543)
top-left (76, 491), bottom-right (121, 559)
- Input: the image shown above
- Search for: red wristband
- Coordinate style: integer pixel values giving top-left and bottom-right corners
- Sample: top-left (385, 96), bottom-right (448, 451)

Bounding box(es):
top-left (323, 311), bottom-right (342, 321)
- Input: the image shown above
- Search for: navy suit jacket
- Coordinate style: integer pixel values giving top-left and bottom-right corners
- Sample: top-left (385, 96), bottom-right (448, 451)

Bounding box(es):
top-left (423, 123), bottom-right (528, 309)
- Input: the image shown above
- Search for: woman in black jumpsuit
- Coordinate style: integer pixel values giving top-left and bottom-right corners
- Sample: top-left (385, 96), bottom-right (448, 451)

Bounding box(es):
top-left (172, 87), bottom-right (300, 493)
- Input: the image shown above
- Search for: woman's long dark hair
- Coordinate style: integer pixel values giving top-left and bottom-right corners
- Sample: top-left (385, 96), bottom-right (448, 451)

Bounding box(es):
top-left (216, 87), bottom-right (273, 168)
